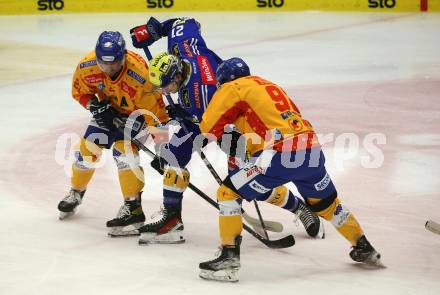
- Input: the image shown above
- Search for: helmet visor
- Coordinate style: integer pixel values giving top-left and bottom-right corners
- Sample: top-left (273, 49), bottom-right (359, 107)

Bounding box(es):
top-left (97, 56), bottom-right (125, 77)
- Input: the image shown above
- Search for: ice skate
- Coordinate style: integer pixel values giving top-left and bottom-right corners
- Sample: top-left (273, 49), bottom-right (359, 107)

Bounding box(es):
top-left (294, 199), bottom-right (325, 238)
top-left (199, 236), bottom-right (241, 283)
top-left (58, 189), bottom-right (85, 220)
top-left (350, 235), bottom-right (384, 267)
top-left (107, 197), bottom-right (145, 237)
top-left (138, 207), bottom-right (185, 245)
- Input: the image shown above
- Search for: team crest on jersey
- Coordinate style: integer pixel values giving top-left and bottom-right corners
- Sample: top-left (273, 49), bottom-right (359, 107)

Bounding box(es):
top-left (172, 44), bottom-right (181, 57)
top-left (80, 60), bottom-right (97, 69)
top-left (127, 69), bottom-right (146, 84)
top-left (98, 83), bottom-right (105, 91)
top-left (197, 55), bottom-right (216, 85)
top-left (289, 119), bottom-right (303, 131)
top-left (181, 89), bottom-right (191, 108)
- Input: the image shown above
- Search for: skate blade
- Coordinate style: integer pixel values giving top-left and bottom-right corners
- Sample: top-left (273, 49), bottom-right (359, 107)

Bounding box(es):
top-left (315, 218), bottom-right (325, 239)
top-left (58, 211), bottom-right (75, 220)
top-left (199, 268), bottom-right (239, 283)
top-left (108, 223), bottom-right (143, 237)
top-left (363, 252), bottom-right (386, 268)
top-left (138, 230), bottom-right (185, 245)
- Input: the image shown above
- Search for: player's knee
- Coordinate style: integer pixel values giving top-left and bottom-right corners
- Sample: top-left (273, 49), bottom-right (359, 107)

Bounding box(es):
top-left (163, 166), bottom-right (190, 193)
top-left (217, 184), bottom-right (240, 202)
top-left (263, 186), bottom-right (289, 207)
top-left (113, 140), bottom-right (140, 170)
top-left (307, 192), bottom-right (344, 222)
top-left (75, 138), bottom-right (102, 169)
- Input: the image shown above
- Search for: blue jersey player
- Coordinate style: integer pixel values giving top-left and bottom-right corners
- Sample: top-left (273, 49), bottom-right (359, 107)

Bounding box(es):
top-left (130, 17), bottom-right (222, 244)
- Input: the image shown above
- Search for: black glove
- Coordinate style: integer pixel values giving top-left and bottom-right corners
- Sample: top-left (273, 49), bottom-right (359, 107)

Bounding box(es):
top-left (130, 17), bottom-right (162, 48)
top-left (166, 104), bottom-right (192, 121)
top-left (89, 97), bottom-right (117, 129)
top-left (150, 155), bottom-right (167, 174)
top-left (217, 125), bottom-right (245, 158)
top-left (117, 113), bottom-right (146, 140)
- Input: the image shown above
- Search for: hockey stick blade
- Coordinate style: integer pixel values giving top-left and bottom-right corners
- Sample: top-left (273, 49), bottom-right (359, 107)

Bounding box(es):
top-left (425, 220), bottom-right (440, 235)
top-left (243, 224), bottom-right (295, 249)
top-left (242, 212), bottom-right (283, 233)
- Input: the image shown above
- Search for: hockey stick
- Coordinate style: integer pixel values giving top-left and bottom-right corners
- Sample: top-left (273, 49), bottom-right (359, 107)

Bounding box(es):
top-left (141, 46), bottom-right (282, 234)
top-left (113, 118), bottom-right (294, 249)
top-left (425, 220), bottom-right (440, 235)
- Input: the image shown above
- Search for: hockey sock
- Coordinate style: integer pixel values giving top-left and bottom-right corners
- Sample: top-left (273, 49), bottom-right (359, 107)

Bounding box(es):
top-left (217, 184), bottom-right (243, 246)
top-left (71, 138), bottom-right (101, 191)
top-left (114, 141), bottom-right (144, 199)
top-left (308, 197), bottom-right (364, 246)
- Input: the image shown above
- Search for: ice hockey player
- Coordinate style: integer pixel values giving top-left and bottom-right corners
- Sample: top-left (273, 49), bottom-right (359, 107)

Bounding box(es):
top-left (130, 17), bottom-right (322, 244)
top-left (198, 57), bottom-right (382, 282)
top-left (57, 31), bottom-right (169, 237)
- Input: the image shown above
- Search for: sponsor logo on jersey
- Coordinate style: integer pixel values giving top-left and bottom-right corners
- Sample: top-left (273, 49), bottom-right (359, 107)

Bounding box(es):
top-left (172, 44), bottom-right (181, 56)
top-left (192, 82), bottom-right (201, 109)
top-left (280, 110), bottom-right (295, 120)
top-left (127, 69), bottom-right (146, 84)
top-left (181, 89), bottom-right (191, 108)
top-left (80, 60), bottom-right (97, 69)
top-left (121, 81), bottom-right (136, 98)
top-left (244, 165), bottom-right (263, 178)
top-left (197, 55), bottom-right (216, 85)
top-left (314, 172), bottom-right (331, 191)
top-left (84, 73), bottom-right (104, 84)
top-left (183, 40), bottom-right (194, 58)
top-left (249, 180), bottom-right (270, 193)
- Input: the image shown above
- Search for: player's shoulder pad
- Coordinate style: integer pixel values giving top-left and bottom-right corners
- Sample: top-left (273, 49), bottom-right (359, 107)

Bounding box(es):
top-left (78, 51), bottom-right (98, 69)
top-left (173, 18), bottom-right (200, 30)
top-left (125, 51), bottom-right (148, 85)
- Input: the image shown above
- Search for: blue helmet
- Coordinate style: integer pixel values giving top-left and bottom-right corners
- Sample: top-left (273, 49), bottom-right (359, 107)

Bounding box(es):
top-left (215, 57), bottom-right (250, 86)
top-left (95, 31), bottom-right (126, 62)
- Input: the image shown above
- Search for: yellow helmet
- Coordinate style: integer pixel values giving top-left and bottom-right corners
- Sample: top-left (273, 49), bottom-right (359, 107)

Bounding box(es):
top-left (149, 52), bottom-right (183, 88)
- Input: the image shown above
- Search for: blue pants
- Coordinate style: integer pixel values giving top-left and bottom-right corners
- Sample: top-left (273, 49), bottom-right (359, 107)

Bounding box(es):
top-left (227, 148), bottom-right (337, 204)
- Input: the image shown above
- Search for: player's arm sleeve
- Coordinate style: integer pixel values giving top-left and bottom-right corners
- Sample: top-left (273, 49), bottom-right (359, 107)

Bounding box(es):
top-left (199, 85), bottom-right (244, 139)
top-left (71, 65), bottom-right (96, 109)
top-left (134, 87), bottom-right (169, 127)
top-left (160, 18), bottom-right (178, 36)
top-left (165, 18), bottom-right (207, 47)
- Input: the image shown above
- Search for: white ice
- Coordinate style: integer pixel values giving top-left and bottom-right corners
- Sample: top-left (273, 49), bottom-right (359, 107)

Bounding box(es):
top-left (0, 11), bottom-right (439, 295)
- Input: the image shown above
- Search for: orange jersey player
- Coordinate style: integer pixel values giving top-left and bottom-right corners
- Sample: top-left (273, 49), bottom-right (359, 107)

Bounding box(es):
top-left (58, 31), bottom-right (169, 238)
top-left (198, 58), bottom-right (382, 282)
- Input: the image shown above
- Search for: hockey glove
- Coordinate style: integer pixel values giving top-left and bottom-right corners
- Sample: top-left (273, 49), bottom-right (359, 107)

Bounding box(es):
top-left (166, 104), bottom-right (193, 122)
top-left (130, 17), bottom-right (163, 48)
top-left (150, 155), bottom-right (167, 174)
top-left (89, 97), bottom-right (117, 130)
top-left (217, 125), bottom-right (246, 159)
top-left (117, 113), bottom-right (146, 140)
